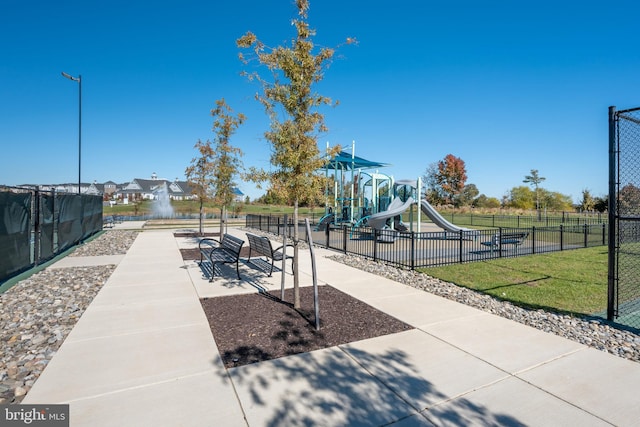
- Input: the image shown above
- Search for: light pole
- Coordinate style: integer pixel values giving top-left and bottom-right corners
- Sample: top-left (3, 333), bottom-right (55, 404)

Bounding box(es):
top-left (61, 72), bottom-right (82, 194)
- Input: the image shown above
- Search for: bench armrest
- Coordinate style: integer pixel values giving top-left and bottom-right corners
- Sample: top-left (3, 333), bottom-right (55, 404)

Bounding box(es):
top-left (274, 244), bottom-right (295, 256)
top-left (199, 238), bottom-right (221, 248)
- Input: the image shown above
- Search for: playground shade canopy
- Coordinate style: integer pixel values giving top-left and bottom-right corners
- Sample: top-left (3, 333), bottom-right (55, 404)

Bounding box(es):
top-left (324, 151), bottom-right (390, 170)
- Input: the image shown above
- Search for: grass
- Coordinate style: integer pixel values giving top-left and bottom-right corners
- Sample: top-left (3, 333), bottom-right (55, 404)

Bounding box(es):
top-left (419, 246), bottom-right (608, 316)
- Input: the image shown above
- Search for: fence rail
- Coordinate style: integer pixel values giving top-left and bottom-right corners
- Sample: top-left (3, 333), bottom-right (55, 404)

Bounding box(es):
top-left (439, 212), bottom-right (606, 228)
top-left (246, 214), bottom-right (608, 270)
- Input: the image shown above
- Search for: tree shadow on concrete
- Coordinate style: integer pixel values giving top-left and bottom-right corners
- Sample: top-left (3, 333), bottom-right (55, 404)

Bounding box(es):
top-left (223, 345), bottom-right (526, 426)
top-left (203, 285), bottom-right (526, 426)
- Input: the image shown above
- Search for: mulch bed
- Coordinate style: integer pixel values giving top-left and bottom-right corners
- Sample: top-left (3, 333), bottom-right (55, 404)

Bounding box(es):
top-left (200, 285), bottom-right (413, 368)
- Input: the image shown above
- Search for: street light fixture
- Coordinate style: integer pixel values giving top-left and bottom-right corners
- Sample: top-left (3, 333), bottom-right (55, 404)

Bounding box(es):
top-left (61, 72), bottom-right (82, 195)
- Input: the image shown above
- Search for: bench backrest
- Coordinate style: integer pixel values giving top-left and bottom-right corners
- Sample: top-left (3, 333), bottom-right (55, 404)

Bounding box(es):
top-left (220, 234), bottom-right (244, 255)
top-left (496, 232), bottom-right (529, 241)
top-left (246, 233), bottom-right (273, 255)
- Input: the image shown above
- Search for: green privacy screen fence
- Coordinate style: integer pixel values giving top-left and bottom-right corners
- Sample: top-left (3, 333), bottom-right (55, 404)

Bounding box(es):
top-left (0, 187), bottom-right (102, 286)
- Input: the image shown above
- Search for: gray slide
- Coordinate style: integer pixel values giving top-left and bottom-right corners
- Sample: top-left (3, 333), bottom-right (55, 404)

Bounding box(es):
top-left (420, 200), bottom-right (476, 234)
top-left (367, 197), bottom-right (415, 230)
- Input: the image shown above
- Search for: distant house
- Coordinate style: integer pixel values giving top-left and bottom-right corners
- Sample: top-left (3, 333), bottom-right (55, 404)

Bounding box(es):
top-left (50, 183), bottom-right (89, 194)
top-left (27, 173), bottom-right (241, 202)
top-left (116, 174), bottom-right (196, 201)
top-left (86, 181), bottom-right (105, 196)
top-left (168, 180), bottom-right (195, 200)
top-left (103, 181), bottom-right (118, 195)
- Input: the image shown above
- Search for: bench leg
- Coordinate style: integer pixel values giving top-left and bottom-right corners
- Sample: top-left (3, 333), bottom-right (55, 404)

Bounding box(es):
top-left (209, 262), bottom-right (216, 282)
top-left (235, 260), bottom-right (242, 280)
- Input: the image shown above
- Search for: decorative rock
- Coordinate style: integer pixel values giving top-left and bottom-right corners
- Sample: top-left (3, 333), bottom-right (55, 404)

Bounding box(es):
top-left (0, 230), bottom-right (138, 404)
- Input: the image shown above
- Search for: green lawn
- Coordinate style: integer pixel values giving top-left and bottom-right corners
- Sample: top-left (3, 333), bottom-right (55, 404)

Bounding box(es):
top-left (419, 246), bottom-right (608, 316)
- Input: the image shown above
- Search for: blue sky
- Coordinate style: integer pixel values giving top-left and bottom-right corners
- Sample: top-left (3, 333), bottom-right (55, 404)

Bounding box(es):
top-left (2, 0), bottom-right (639, 203)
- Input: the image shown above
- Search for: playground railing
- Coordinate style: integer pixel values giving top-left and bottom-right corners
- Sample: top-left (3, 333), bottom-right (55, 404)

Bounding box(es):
top-left (245, 214), bottom-right (608, 270)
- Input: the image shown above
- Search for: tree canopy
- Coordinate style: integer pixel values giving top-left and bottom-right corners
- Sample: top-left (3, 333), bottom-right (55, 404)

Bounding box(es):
top-left (423, 154), bottom-right (467, 205)
top-left (237, 0), bottom-right (352, 308)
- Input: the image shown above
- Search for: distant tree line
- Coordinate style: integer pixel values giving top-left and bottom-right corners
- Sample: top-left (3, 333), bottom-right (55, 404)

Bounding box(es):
top-left (423, 154), bottom-right (608, 212)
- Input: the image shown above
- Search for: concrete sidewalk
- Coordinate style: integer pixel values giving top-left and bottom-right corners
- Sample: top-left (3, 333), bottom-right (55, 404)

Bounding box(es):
top-left (24, 228), bottom-right (640, 426)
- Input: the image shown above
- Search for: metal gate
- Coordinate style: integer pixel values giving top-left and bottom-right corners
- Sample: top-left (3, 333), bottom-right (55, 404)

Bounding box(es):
top-left (608, 106), bottom-right (640, 329)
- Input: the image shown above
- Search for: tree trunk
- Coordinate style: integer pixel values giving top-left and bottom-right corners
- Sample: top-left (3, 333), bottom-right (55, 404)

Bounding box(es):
top-left (219, 206), bottom-right (225, 237)
top-left (293, 200), bottom-right (300, 309)
top-left (199, 199), bottom-right (204, 236)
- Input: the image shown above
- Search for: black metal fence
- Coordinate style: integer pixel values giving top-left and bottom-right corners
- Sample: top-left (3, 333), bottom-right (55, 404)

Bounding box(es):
top-left (608, 106), bottom-right (640, 329)
top-left (0, 186), bottom-right (103, 286)
top-left (246, 214), bottom-right (607, 269)
top-left (440, 211), bottom-right (606, 228)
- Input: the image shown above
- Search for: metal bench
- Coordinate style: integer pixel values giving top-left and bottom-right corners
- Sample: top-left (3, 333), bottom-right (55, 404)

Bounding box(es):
top-left (103, 216), bottom-right (115, 228)
top-left (480, 231), bottom-right (529, 253)
top-left (246, 233), bottom-right (294, 276)
top-left (199, 234), bottom-right (245, 281)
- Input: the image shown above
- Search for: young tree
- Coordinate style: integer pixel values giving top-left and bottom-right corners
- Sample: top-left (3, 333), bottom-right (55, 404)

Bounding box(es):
top-left (210, 99), bottom-right (245, 236)
top-left (185, 139), bottom-right (215, 235)
top-left (523, 169), bottom-right (546, 211)
top-left (237, 0), bottom-right (352, 308)
top-left (185, 99), bottom-right (244, 236)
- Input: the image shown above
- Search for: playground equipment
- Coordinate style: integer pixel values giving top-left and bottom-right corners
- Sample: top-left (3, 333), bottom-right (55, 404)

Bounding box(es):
top-left (367, 197), bottom-right (415, 231)
top-left (419, 200), bottom-right (474, 233)
top-left (318, 142), bottom-right (476, 236)
top-left (363, 178), bottom-right (476, 235)
top-left (317, 141), bottom-right (389, 230)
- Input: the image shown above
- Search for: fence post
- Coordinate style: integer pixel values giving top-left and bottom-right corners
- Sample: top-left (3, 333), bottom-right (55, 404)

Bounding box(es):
top-left (583, 224), bottom-right (588, 248)
top-left (411, 231), bottom-right (416, 270)
top-left (325, 221), bottom-right (330, 248)
top-left (458, 230), bottom-right (463, 263)
top-left (560, 224), bottom-right (564, 250)
top-left (532, 226), bottom-right (536, 254)
top-left (34, 189), bottom-right (41, 266)
top-left (373, 229), bottom-right (378, 262)
top-left (602, 223), bottom-right (606, 246)
top-left (342, 225), bottom-right (348, 254)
